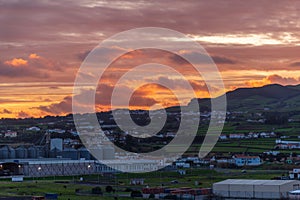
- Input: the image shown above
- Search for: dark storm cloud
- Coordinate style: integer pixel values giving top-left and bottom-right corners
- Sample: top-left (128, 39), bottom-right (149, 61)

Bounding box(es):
top-left (211, 56), bottom-right (236, 64)
top-left (290, 62), bottom-right (300, 67)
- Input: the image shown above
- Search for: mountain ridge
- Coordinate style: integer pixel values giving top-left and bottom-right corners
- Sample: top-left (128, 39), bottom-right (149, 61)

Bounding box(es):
top-left (192, 83), bottom-right (300, 112)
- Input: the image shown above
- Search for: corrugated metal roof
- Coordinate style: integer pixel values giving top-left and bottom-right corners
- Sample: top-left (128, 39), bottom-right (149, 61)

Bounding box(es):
top-left (214, 179), bottom-right (298, 186)
top-left (289, 190), bottom-right (300, 194)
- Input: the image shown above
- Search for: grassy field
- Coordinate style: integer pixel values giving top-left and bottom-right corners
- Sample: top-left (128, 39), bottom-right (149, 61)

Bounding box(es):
top-left (0, 168), bottom-right (288, 199)
top-left (183, 121), bottom-right (300, 155)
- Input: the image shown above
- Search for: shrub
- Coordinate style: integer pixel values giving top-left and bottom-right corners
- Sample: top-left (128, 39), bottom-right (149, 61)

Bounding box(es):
top-left (124, 188), bottom-right (133, 192)
top-left (92, 186), bottom-right (102, 195)
top-left (131, 190), bottom-right (143, 198)
top-left (106, 185), bottom-right (113, 193)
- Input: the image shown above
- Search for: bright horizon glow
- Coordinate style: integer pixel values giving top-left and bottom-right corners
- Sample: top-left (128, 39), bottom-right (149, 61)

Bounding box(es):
top-left (187, 32), bottom-right (300, 46)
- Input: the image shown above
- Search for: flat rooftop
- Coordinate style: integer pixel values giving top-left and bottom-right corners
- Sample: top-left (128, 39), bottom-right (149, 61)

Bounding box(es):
top-left (214, 179), bottom-right (299, 186)
top-left (0, 158), bottom-right (161, 165)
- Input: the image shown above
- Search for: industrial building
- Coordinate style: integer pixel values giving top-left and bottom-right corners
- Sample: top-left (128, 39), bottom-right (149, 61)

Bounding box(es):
top-left (0, 143), bottom-right (115, 161)
top-left (50, 138), bottom-right (63, 151)
top-left (0, 158), bottom-right (160, 177)
top-left (213, 179), bottom-right (300, 199)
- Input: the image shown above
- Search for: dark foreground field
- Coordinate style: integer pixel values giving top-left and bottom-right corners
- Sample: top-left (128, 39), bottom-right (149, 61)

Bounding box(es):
top-left (0, 168), bottom-right (288, 199)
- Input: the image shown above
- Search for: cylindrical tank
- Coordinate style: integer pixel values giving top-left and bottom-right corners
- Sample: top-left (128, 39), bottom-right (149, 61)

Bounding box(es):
top-left (0, 146), bottom-right (9, 159)
top-left (8, 146), bottom-right (15, 159)
top-left (27, 146), bottom-right (37, 158)
top-left (36, 146), bottom-right (46, 158)
top-left (15, 146), bottom-right (28, 159)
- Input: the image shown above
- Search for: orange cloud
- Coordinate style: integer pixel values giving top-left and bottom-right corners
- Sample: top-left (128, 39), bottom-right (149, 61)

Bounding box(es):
top-left (245, 74), bottom-right (300, 87)
top-left (245, 79), bottom-right (271, 87)
top-left (5, 58), bottom-right (28, 67)
top-left (129, 83), bottom-right (179, 110)
top-left (29, 53), bottom-right (40, 59)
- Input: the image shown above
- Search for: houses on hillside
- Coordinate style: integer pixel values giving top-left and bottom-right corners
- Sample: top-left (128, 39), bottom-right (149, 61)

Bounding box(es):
top-left (4, 131), bottom-right (17, 138)
top-left (174, 155), bottom-right (262, 168)
top-left (219, 132), bottom-right (276, 141)
top-left (275, 139), bottom-right (300, 149)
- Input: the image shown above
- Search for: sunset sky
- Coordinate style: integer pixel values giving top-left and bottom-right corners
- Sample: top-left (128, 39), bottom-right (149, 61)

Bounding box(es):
top-left (1, 0), bottom-right (300, 118)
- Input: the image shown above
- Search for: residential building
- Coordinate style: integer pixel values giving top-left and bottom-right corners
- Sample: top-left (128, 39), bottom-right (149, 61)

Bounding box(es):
top-left (4, 131), bottom-right (17, 138)
top-left (232, 155), bottom-right (261, 166)
top-left (229, 134), bottom-right (245, 139)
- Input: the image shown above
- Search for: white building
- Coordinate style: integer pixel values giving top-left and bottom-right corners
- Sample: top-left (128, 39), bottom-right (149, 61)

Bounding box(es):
top-left (229, 134), bottom-right (245, 139)
top-left (4, 131), bottom-right (17, 138)
top-left (48, 129), bottom-right (65, 134)
top-left (219, 134), bottom-right (228, 140)
top-left (213, 179), bottom-right (300, 199)
top-left (290, 169), bottom-right (300, 180)
top-left (26, 126), bottom-right (41, 131)
top-left (275, 139), bottom-right (300, 149)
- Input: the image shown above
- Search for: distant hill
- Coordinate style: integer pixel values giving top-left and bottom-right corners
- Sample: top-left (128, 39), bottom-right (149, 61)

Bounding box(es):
top-left (190, 84), bottom-right (300, 112)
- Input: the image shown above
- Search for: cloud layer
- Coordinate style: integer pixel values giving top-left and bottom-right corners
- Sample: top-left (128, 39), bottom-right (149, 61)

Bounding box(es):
top-left (0, 0), bottom-right (300, 117)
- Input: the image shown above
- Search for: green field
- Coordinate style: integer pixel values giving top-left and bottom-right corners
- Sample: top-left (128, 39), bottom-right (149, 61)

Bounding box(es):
top-left (184, 121), bottom-right (300, 155)
top-left (0, 168), bottom-right (288, 199)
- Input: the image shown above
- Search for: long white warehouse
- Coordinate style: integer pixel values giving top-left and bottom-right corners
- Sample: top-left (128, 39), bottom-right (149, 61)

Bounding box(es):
top-left (213, 179), bottom-right (300, 199)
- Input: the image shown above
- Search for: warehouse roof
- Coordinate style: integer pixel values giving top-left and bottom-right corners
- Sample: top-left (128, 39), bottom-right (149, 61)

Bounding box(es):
top-left (289, 190), bottom-right (300, 194)
top-left (214, 179), bottom-right (298, 186)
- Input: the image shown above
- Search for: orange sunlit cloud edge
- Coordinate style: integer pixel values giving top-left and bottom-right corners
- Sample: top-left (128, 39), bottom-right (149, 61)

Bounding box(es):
top-left (1, 51), bottom-right (299, 119)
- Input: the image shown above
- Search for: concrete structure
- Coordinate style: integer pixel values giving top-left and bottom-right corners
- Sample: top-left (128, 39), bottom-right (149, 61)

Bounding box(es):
top-left (50, 138), bottom-right (63, 151)
top-left (0, 158), bottom-right (160, 177)
top-left (213, 179), bottom-right (300, 199)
